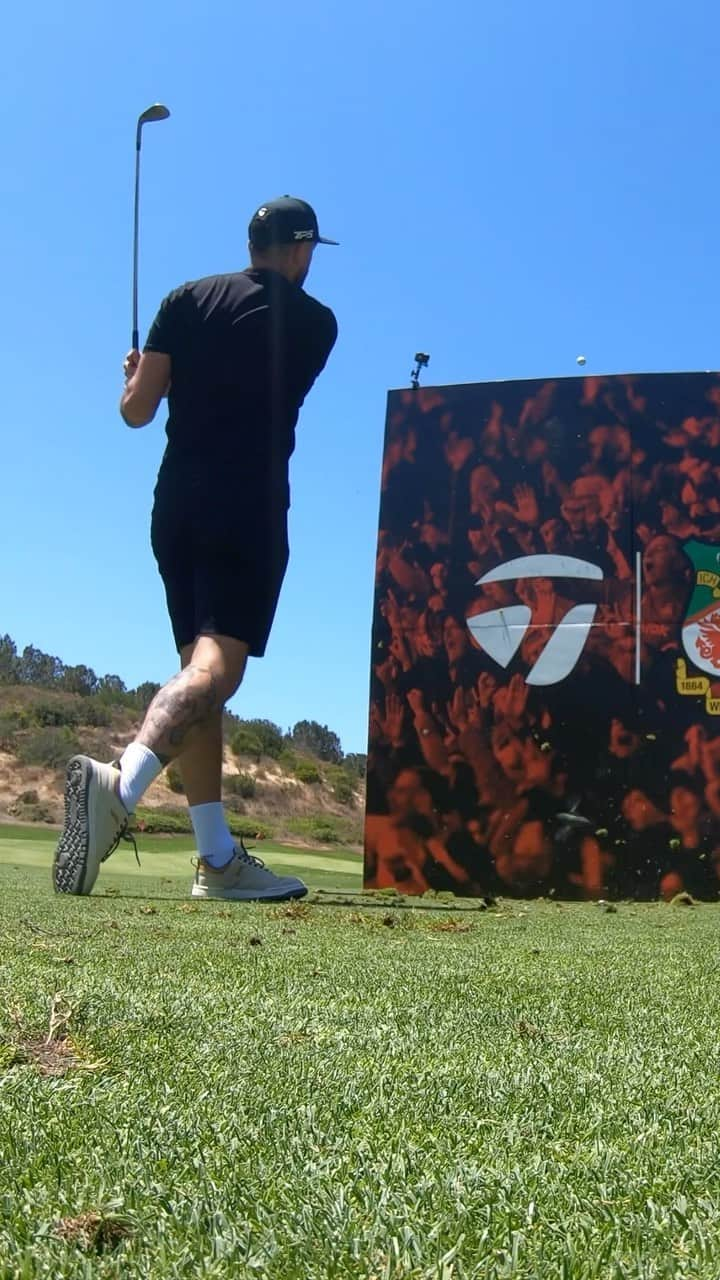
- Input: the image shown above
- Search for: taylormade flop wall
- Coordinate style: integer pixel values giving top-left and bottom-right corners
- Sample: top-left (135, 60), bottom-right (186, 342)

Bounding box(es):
top-left (364, 373), bottom-right (720, 900)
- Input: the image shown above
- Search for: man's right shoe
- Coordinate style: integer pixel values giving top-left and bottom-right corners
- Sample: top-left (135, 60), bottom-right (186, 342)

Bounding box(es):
top-left (191, 842), bottom-right (308, 901)
top-left (53, 755), bottom-right (132, 896)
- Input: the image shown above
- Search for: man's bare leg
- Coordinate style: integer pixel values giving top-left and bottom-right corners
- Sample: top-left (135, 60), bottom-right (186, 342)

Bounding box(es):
top-left (136, 636), bottom-right (245, 869)
top-left (177, 709), bottom-right (224, 803)
top-left (136, 635), bottom-right (248, 765)
top-left (172, 643), bottom-right (236, 868)
top-left (176, 643), bottom-right (224, 806)
top-left (52, 635), bottom-right (245, 896)
top-left (53, 632), bottom-right (307, 900)
top-left (115, 636), bottom-right (248, 820)
top-left (179, 708), bottom-right (232, 865)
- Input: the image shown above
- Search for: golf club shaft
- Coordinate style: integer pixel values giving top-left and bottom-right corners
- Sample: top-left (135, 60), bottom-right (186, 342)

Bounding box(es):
top-left (132, 142), bottom-right (141, 351)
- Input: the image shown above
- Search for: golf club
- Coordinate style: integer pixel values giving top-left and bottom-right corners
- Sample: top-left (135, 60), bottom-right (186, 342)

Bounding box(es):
top-left (132, 103), bottom-right (171, 351)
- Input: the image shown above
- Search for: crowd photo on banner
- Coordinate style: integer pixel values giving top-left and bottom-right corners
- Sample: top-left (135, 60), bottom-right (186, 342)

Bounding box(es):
top-left (365, 373), bottom-right (720, 901)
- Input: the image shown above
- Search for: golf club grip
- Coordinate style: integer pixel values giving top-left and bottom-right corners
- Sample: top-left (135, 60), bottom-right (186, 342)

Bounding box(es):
top-left (132, 328), bottom-right (139, 352)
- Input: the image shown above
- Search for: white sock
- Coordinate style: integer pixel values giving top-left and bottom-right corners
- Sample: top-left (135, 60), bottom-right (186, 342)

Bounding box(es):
top-left (190, 802), bottom-right (235, 868)
top-left (118, 742), bottom-right (163, 812)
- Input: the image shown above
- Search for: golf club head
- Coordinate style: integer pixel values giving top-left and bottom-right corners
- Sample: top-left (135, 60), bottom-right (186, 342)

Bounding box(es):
top-left (136, 103), bottom-right (170, 147)
top-left (139, 103), bottom-right (170, 125)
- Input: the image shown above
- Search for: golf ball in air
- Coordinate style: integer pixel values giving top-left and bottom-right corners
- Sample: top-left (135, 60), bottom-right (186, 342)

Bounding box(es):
top-left (576, 355), bottom-right (587, 366)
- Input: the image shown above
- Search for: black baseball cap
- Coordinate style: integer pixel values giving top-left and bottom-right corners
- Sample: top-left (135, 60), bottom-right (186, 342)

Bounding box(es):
top-left (249, 196), bottom-right (339, 249)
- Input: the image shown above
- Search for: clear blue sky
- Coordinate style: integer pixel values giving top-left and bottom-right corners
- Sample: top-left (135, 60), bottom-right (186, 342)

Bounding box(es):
top-left (2, 0), bottom-right (719, 753)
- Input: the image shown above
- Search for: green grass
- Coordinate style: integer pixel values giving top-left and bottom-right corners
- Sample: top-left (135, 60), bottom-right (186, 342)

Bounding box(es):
top-left (2, 829), bottom-right (720, 1276)
top-left (0, 823), bottom-right (363, 894)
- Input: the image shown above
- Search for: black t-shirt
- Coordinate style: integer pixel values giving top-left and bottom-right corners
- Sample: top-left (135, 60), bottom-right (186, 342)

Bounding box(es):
top-left (145, 268), bottom-right (337, 507)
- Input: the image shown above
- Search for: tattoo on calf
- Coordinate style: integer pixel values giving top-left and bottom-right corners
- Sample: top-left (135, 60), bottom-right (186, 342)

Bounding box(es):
top-left (141, 665), bottom-right (220, 759)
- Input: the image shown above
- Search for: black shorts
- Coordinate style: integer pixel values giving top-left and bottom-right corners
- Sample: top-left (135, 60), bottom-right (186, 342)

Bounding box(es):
top-left (151, 474), bottom-right (289, 658)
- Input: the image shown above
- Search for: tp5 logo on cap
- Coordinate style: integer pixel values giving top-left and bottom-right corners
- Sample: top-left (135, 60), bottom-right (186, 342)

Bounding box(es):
top-left (249, 196), bottom-right (339, 247)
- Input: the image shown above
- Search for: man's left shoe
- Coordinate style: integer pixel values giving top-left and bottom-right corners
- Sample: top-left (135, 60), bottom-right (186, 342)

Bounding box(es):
top-left (53, 755), bottom-right (132, 896)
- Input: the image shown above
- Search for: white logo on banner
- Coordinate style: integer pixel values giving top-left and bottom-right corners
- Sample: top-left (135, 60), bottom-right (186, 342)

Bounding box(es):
top-left (466, 554), bottom-right (603, 686)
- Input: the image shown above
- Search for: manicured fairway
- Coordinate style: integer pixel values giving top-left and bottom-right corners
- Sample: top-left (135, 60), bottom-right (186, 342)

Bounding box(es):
top-left (1, 827), bottom-right (720, 1278)
top-left (0, 823), bottom-right (364, 894)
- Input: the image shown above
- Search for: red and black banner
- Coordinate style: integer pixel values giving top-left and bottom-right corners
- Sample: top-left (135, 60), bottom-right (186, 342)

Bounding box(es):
top-left (365, 373), bottom-right (720, 900)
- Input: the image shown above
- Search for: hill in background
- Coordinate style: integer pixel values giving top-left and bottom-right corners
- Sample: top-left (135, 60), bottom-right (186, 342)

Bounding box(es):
top-left (0, 635), bottom-right (366, 847)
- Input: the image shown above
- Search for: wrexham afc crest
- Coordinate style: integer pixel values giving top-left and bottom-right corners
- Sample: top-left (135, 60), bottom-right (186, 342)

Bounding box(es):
top-left (681, 539), bottom-right (720, 677)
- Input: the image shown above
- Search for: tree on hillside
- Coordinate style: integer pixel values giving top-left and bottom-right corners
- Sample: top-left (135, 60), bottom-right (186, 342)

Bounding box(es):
top-left (18, 645), bottom-right (63, 687)
top-left (59, 664), bottom-right (98, 696)
top-left (0, 635), bottom-right (18, 683)
top-left (343, 752), bottom-right (367, 778)
top-left (290, 719), bottom-right (343, 764)
top-left (133, 681), bottom-right (161, 711)
top-left (95, 675), bottom-right (126, 696)
top-left (95, 674), bottom-right (128, 705)
top-left (239, 719), bottom-right (284, 758)
top-left (230, 727), bottom-right (263, 762)
top-left (97, 674), bottom-right (126, 694)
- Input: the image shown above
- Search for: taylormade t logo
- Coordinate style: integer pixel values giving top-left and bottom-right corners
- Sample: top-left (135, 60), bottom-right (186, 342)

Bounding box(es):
top-left (466, 554), bottom-right (603, 686)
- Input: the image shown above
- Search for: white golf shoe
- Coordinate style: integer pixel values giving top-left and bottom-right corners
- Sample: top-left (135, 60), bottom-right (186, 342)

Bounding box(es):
top-left (53, 755), bottom-right (134, 896)
top-left (191, 842), bottom-right (308, 901)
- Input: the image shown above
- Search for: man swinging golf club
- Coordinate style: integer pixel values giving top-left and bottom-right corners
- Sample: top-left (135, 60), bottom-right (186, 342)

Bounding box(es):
top-left (53, 195), bottom-right (338, 900)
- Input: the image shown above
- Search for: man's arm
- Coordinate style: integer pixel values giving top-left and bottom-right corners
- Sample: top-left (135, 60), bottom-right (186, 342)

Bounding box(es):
top-left (120, 285), bottom-right (184, 427)
top-left (294, 305), bottom-right (338, 408)
top-left (120, 350), bottom-right (171, 428)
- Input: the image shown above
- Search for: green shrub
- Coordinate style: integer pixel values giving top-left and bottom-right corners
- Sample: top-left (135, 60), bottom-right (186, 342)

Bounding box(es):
top-left (286, 816), bottom-right (340, 844)
top-left (278, 748), bottom-right (298, 772)
top-left (0, 712), bottom-right (25, 750)
top-left (228, 814), bottom-right (272, 840)
top-left (32, 700), bottom-right (81, 728)
top-left (79, 700), bottom-right (112, 728)
top-left (11, 788), bottom-right (55, 824)
top-left (17, 727), bottom-right (80, 769)
top-left (166, 763), bottom-right (185, 794)
top-left (0, 707), bottom-right (28, 726)
top-left (133, 807), bottom-right (191, 834)
top-left (22, 696), bottom-right (111, 731)
top-left (286, 814), bottom-right (362, 846)
top-left (294, 759), bottom-right (321, 785)
top-left (230, 728), bottom-right (263, 761)
top-left (230, 721), bottom-right (284, 760)
top-left (306, 819), bottom-right (339, 843)
top-left (331, 775), bottom-right (356, 806)
top-left (239, 719), bottom-right (284, 759)
top-left (10, 797), bottom-right (55, 824)
top-left (225, 771), bottom-right (256, 799)
top-left (132, 807), bottom-right (272, 841)
top-left (324, 764), bottom-right (357, 806)
top-left (16, 789), bottom-right (39, 805)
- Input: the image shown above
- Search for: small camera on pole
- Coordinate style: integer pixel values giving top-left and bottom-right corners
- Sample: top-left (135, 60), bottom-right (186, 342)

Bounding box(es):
top-left (411, 352), bottom-right (430, 389)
